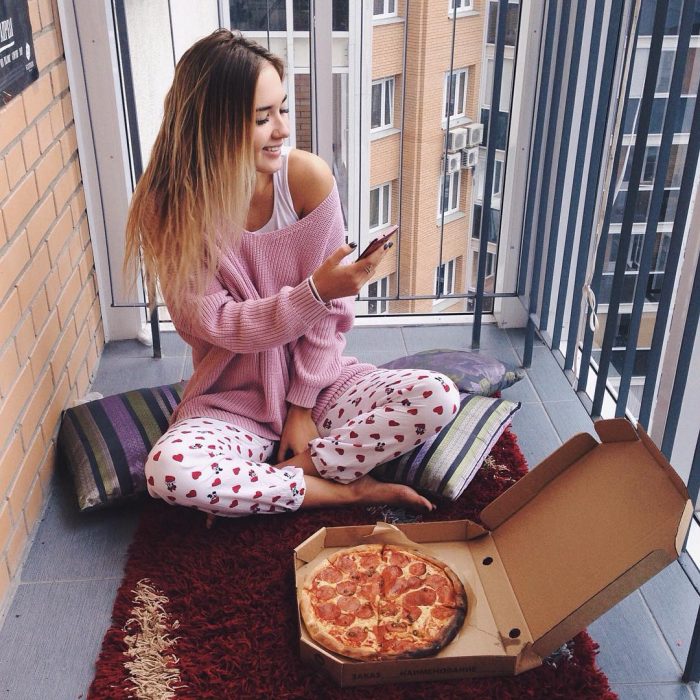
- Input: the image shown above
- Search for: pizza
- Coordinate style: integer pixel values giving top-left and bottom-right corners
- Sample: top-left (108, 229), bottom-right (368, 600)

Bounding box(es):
top-left (299, 543), bottom-right (467, 661)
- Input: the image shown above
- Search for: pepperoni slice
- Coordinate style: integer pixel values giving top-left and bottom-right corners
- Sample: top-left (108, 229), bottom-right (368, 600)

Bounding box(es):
top-left (403, 587), bottom-right (437, 608)
top-left (431, 605), bottom-right (457, 620)
top-left (436, 583), bottom-right (457, 606)
top-left (318, 566), bottom-right (343, 584)
top-left (403, 605), bottom-right (422, 622)
top-left (338, 595), bottom-right (361, 613)
top-left (335, 612), bottom-right (356, 627)
top-left (381, 565), bottom-right (402, 591)
top-left (316, 602), bottom-right (340, 621)
top-left (337, 580), bottom-right (357, 596)
top-left (387, 550), bottom-right (410, 567)
top-left (387, 576), bottom-right (410, 599)
top-left (425, 573), bottom-right (446, 588)
top-left (408, 561), bottom-right (427, 576)
top-left (359, 552), bottom-right (382, 570)
top-left (358, 581), bottom-right (380, 601)
top-left (345, 627), bottom-right (368, 646)
top-left (356, 603), bottom-right (374, 619)
top-left (314, 585), bottom-right (335, 601)
top-left (406, 575), bottom-right (423, 591)
top-left (334, 554), bottom-right (358, 575)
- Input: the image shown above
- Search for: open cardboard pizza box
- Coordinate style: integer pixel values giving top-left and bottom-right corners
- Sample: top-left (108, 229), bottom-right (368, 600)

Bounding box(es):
top-left (294, 419), bottom-right (693, 687)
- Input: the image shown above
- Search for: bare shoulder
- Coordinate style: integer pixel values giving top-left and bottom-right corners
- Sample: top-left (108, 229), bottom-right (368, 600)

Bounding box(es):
top-left (288, 148), bottom-right (335, 218)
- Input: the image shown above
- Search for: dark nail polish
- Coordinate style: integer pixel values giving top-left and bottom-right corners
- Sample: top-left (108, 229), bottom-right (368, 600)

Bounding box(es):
top-left (349, 242), bottom-right (357, 249)
top-left (384, 241), bottom-right (394, 249)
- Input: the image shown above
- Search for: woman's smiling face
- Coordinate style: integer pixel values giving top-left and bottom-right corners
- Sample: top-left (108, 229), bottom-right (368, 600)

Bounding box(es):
top-left (252, 64), bottom-right (290, 174)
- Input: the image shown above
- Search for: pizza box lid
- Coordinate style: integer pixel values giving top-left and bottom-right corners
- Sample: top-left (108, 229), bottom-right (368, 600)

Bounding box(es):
top-left (480, 418), bottom-right (692, 658)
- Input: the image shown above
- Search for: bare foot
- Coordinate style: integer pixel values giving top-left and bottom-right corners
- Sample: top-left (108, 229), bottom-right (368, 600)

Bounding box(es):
top-left (349, 474), bottom-right (434, 512)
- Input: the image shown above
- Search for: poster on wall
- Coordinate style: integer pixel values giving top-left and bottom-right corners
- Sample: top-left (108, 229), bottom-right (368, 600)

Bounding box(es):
top-left (0, 0), bottom-right (38, 106)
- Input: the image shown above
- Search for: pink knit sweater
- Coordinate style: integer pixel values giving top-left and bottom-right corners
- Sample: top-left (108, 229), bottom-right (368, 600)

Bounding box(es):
top-left (168, 184), bottom-right (375, 440)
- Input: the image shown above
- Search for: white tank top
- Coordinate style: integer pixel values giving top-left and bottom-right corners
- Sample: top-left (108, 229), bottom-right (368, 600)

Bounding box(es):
top-left (253, 147), bottom-right (300, 233)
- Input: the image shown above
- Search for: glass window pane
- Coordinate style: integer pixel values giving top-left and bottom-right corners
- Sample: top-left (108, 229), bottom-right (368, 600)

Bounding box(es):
top-left (682, 48), bottom-right (700, 94)
top-left (333, 0), bottom-right (349, 31)
top-left (371, 83), bottom-right (382, 128)
top-left (676, 96), bottom-right (695, 132)
top-left (292, 0), bottom-right (310, 30)
top-left (374, 0), bottom-right (384, 16)
top-left (642, 146), bottom-right (657, 183)
top-left (666, 144), bottom-right (686, 187)
top-left (458, 71), bottom-right (466, 115)
top-left (649, 96), bottom-right (667, 133)
top-left (384, 79), bottom-right (393, 125)
top-left (630, 48), bottom-right (648, 99)
top-left (505, 3), bottom-right (519, 46)
top-left (656, 50), bottom-right (674, 93)
top-left (451, 172), bottom-right (459, 209)
top-left (369, 187), bottom-right (379, 228)
top-left (382, 184), bottom-right (390, 223)
top-left (487, 1), bottom-right (497, 44)
top-left (624, 99), bottom-right (639, 134)
top-left (231, 0), bottom-right (286, 31)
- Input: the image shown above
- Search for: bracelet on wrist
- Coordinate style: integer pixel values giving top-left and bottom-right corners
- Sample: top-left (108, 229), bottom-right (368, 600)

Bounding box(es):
top-left (308, 275), bottom-right (322, 302)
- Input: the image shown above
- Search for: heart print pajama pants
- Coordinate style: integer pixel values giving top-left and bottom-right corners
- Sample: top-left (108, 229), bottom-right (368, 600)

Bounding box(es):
top-left (145, 368), bottom-right (459, 517)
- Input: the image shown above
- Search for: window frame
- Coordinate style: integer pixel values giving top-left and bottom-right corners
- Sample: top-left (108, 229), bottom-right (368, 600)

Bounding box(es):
top-left (368, 275), bottom-right (390, 315)
top-left (448, 0), bottom-right (474, 15)
top-left (369, 182), bottom-right (392, 231)
top-left (434, 259), bottom-right (457, 302)
top-left (373, 0), bottom-right (397, 19)
top-left (443, 67), bottom-right (468, 122)
top-left (370, 77), bottom-right (395, 132)
top-left (438, 170), bottom-right (462, 218)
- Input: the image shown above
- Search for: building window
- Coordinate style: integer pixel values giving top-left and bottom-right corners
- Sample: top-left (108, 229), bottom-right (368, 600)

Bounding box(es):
top-left (449, 0), bottom-right (474, 13)
top-left (444, 68), bottom-right (468, 120)
top-left (368, 275), bottom-right (390, 315)
top-left (486, 1), bottom-right (520, 46)
top-left (492, 158), bottom-right (503, 198)
top-left (439, 171), bottom-right (461, 217)
top-left (371, 77), bottom-right (394, 130)
top-left (373, 0), bottom-right (397, 18)
top-left (369, 183), bottom-right (391, 230)
top-left (486, 252), bottom-right (496, 277)
top-left (435, 259), bottom-right (456, 298)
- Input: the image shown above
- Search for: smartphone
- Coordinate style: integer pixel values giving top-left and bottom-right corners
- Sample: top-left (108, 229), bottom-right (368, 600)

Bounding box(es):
top-left (357, 225), bottom-right (398, 260)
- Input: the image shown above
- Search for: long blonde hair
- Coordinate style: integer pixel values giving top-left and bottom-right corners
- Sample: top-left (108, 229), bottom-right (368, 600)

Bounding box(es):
top-left (124, 29), bottom-right (284, 310)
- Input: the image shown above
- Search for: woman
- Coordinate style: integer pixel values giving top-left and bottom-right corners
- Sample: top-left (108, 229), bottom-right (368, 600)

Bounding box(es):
top-left (125, 29), bottom-right (459, 518)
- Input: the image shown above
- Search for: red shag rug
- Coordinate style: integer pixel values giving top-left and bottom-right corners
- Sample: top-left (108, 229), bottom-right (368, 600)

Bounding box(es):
top-left (89, 429), bottom-right (617, 699)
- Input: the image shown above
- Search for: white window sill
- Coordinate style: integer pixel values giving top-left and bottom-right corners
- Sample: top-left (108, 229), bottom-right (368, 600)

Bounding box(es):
top-left (370, 127), bottom-right (401, 141)
top-left (448, 10), bottom-right (478, 19)
top-left (372, 16), bottom-right (404, 26)
top-left (441, 116), bottom-right (473, 130)
top-left (436, 211), bottom-right (466, 226)
top-left (432, 295), bottom-right (458, 309)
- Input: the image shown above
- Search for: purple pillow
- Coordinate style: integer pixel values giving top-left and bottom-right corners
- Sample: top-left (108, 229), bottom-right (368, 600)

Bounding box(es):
top-left (381, 349), bottom-right (524, 396)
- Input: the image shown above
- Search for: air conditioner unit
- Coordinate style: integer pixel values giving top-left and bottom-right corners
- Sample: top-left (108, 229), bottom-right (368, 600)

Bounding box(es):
top-left (446, 127), bottom-right (469, 152)
top-left (465, 122), bottom-right (484, 147)
top-left (461, 146), bottom-right (479, 169)
top-left (442, 152), bottom-right (462, 174)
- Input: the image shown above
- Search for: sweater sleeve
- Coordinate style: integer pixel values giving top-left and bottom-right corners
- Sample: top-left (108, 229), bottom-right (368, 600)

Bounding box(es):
top-left (285, 294), bottom-right (355, 408)
top-left (170, 277), bottom-right (331, 354)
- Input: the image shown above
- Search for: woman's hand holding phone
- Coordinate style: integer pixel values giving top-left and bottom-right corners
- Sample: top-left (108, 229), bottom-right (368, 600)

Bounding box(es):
top-left (357, 225), bottom-right (398, 259)
top-left (311, 226), bottom-right (398, 302)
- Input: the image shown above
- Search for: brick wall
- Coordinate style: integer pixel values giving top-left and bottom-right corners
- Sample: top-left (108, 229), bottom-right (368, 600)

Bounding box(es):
top-left (0, 0), bottom-right (104, 610)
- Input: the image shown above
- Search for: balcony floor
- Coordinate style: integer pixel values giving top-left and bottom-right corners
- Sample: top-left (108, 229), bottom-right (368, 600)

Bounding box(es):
top-left (1, 323), bottom-right (699, 699)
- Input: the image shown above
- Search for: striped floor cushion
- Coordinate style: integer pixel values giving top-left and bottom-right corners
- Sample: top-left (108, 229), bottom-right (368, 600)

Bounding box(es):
top-left (373, 393), bottom-right (520, 501)
top-left (58, 383), bottom-right (186, 511)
